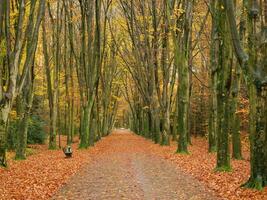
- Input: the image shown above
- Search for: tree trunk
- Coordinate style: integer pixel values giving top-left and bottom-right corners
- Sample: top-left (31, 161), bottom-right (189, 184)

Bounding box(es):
top-left (177, 0), bottom-right (193, 154)
top-left (224, 0), bottom-right (267, 188)
top-left (230, 64), bottom-right (242, 160)
top-left (1, 0), bottom-right (44, 165)
top-left (215, 0), bottom-right (232, 171)
top-left (208, 0), bottom-right (218, 153)
top-left (15, 64), bottom-right (34, 160)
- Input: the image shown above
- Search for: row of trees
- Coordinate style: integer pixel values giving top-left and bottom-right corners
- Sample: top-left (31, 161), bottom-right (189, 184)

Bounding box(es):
top-left (0, 0), bottom-right (266, 190)
top-left (121, 0), bottom-right (267, 189)
top-left (0, 0), bottom-right (121, 166)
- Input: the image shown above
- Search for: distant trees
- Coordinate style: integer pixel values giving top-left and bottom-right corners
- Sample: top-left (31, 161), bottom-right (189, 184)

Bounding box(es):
top-left (119, 0), bottom-right (194, 147)
top-left (119, 0), bottom-right (160, 141)
top-left (40, 0), bottom-right (118, 150)
top-left (68, 0), bottom-right (117, 148)
top-left (42, 1), bottom-right (61, 150)
top-left (121, 0), bottom-right (266, 189)
top-left (0, 0), bottom-right (120, 167)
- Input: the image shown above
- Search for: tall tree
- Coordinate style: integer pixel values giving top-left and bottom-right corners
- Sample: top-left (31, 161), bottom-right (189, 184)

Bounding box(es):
top-left (208, 0), bottom-right (218, 153)
top-left (15, 0), bottom-right (45, 159)
top-left (42, 2), bottom-right (62, 149)
top-left (0, 0), bottom-right (45, 166)
top-left (176, 0), bottom-right (194, 153)
top-left (225, 0), bottom-right (267, 188)
top-left (215, 0), bottom-right (232, 171)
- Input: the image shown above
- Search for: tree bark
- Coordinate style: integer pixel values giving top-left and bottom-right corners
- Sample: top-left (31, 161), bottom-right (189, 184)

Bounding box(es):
top-left (215, 0), bottom-right (232, 171)
top-left (224, 0), bottom-right (267, 186)
top-left (177, 0), bottom-right (193, 154)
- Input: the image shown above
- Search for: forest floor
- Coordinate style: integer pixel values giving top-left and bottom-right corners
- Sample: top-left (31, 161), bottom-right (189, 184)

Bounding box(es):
top-left (52, 129), bottom-right (218, 200)
top-left (0, 130), bottom-right (266, 200)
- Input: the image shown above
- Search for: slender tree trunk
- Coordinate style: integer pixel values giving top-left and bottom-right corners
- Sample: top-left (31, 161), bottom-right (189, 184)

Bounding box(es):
top-left (208, 0), bottom-right (218, 153)
top-left (15, 69), bottom-right (34, 160)
top-left (230, 63), bottom-right (242, 160)
top-left (228, 0), bottom-right (245, 160)
top-left (160, 0), bottom-right (170, 146)
top-left (177, 0), bottom-right (193, 154)
top-left (42, 3), bottom-right (60, 150)
top-left (215, 0), bottom-right (231, 171)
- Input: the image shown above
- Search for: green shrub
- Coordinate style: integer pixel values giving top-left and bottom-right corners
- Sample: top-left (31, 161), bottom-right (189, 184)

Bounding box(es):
top-left (7, 115), bottom-right (47, 150)
top-left (27, 115), bottom-right (47, 144)
top-left (7, 121), bottom-right (18, 150)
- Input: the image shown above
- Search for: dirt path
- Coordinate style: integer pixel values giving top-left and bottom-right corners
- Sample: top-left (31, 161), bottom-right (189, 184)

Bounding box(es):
top-left (52, 130), bottom-right (219, 200)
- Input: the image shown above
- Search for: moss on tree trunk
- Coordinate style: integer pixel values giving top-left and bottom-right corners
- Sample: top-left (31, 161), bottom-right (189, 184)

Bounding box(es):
top-left (215, 0), bottom-right (231, 171)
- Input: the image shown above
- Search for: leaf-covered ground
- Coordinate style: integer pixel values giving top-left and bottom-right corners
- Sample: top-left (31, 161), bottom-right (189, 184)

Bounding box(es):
top-left (153, 138), bottom-right (267, 200)
top-left (53, 130), bottom-right (218, 200)
top-left (0, 130), bottom-right (266, 199)
top-left (0, 137), bottom-right (101, 199)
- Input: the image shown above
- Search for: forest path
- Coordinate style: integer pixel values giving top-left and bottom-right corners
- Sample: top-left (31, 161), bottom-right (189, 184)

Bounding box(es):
top-left (52, 129), bottom-right (219, 200)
